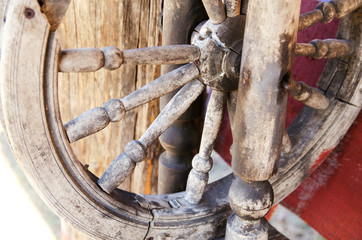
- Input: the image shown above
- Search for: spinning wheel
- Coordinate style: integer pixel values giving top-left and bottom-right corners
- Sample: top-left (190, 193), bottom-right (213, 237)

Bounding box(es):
top-left (0, 0), bottom-right (360, 239)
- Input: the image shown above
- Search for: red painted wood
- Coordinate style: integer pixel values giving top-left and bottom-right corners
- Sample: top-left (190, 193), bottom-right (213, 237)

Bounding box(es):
top-left (283, 113), bottom-right (362, 239)
top-left (213, 1), bottom-right (361, 238)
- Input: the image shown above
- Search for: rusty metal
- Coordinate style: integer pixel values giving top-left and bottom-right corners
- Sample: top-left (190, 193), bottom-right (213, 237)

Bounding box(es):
top-left (282, 75), bottom-right (330, 110)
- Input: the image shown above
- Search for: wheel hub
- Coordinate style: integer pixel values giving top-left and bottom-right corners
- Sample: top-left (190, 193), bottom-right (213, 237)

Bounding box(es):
top-left (191, 15), bottom-right (246, 92)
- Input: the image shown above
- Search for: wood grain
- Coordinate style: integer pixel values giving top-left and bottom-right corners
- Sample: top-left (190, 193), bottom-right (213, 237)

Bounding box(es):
top-left (56, 0), bottom-right (162, 238)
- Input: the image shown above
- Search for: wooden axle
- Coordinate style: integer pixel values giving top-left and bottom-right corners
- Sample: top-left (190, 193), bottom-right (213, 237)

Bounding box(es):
top-left (299, 0), bottom-right (362, 31)
top-left (295, 39), bottom-right (353, 59)
top-left (59, 45), bottom-right (200, 72)
top-left (64, 63), bottom-right (199, 142)
top-left (97, 80), bottom-right (205, 194)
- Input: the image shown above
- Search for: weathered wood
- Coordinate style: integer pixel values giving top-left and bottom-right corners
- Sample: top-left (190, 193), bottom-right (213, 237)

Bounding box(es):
top-left (330, 0), bottom-right (362, 18)
top-left (295, 43), bottom-right (317, 56)
top-left (298, 0), bottom-right (362, 31)
top-left (64, 63), bottom-right (199, 142)
top-left (295, 39), bottom-right (353, 59)
top-left (191, 15), bottom-right (246, 92)
top-left (98, 80), bottom-right (205, 194)
top-left (282, 77), bottom-right (330, 110)
top-left (39, 0), bottom-right (71, 31)
top-left (202, 0), bottom-right (226, 24)
top-left (1, 0), bottom-right (361, 239)
top-left (56, 0), bottom-right (163, 238)
top-left (59, 48), bottom-right (105, 72)
top-left (241, 0), bottom-right (249, 15)
top-left (185, 90), bottom-right (226, 204)
top-left (227, 0), bottom-right (301, 238)
top-left (158, 0), bottom-right (206, 195)
top-left (122, 63), bottom-right (199, 111)
top-left (282, 130), bottom-right (292, 153)
top-left (224, 0), bottom-right (241, 17)
top-left (273, 5), bottom-right (362, 204)
top-left (232, 0), bottom-right (300, 181)
top-left (59, 45), bottom-right (200, 72)
top-left (298, 9), bottom-right (323, 31)
top-left (122, 45), bottom-right (200, 65)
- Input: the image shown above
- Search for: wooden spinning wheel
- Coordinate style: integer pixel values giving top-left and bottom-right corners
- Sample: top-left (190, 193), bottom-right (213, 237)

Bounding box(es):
top-left (0, 0), bottom-right (360, 239)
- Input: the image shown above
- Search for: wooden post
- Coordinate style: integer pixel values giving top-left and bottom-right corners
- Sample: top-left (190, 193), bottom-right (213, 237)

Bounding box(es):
top-left (226, 0), bottom-right (301, 239)
top-left (57, 0), bottom-right (162, 239)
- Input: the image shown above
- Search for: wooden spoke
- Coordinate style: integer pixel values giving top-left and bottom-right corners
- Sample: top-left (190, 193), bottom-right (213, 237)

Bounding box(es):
top-left (202, 0), bottom-right (227, 24)
top-left (185, 90), bottom-right (227, 204)
top-left (97, 80), bottom-right (205, 194)
top-left (39, 0), bottom-right (71, 31)
top-left (224, 0), bottom-right (241, 18)
top-left (59, 45), bottom-right (200, 72)
top-left (282, 76), bottom-right (330, 110)
top-left (299, 0), bottom-right (362, 31)
top-left (64, 63), bottom-right (200, 142)
top-left (295, 39), bottom-right (353, 59)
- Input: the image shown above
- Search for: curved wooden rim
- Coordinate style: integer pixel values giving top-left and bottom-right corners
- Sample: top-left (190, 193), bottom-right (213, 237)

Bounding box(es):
top-left (0, 0), bottom-right (360, 239)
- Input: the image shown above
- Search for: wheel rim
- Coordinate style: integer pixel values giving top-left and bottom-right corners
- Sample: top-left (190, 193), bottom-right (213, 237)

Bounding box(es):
top-left (0, 0), bottom-right (361, 239)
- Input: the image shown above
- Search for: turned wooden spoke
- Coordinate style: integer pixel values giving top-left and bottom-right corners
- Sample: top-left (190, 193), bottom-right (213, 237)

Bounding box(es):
top-left (282, 76), bottom-right (330, 110)
top-left (122, 45), bottom-right (200, 65)
top-left (97, 80), bottom-right (205, 194)
top-left (59, 45), bottom-right (200, 72)
top-left (64, 63), bottom-right (200, 142)
top-left (202, 0), bottom-right (227, 24)
top-left (295, 39), bottom-right (353, 59)
top-left (122, 63), bottom-right (199, 110)
top-left (299, 0), bottom-right (362, 31)
top-left (224, 0), bottom-right (241, 17)
top-left (185, 90), bottom-right (227, 204)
